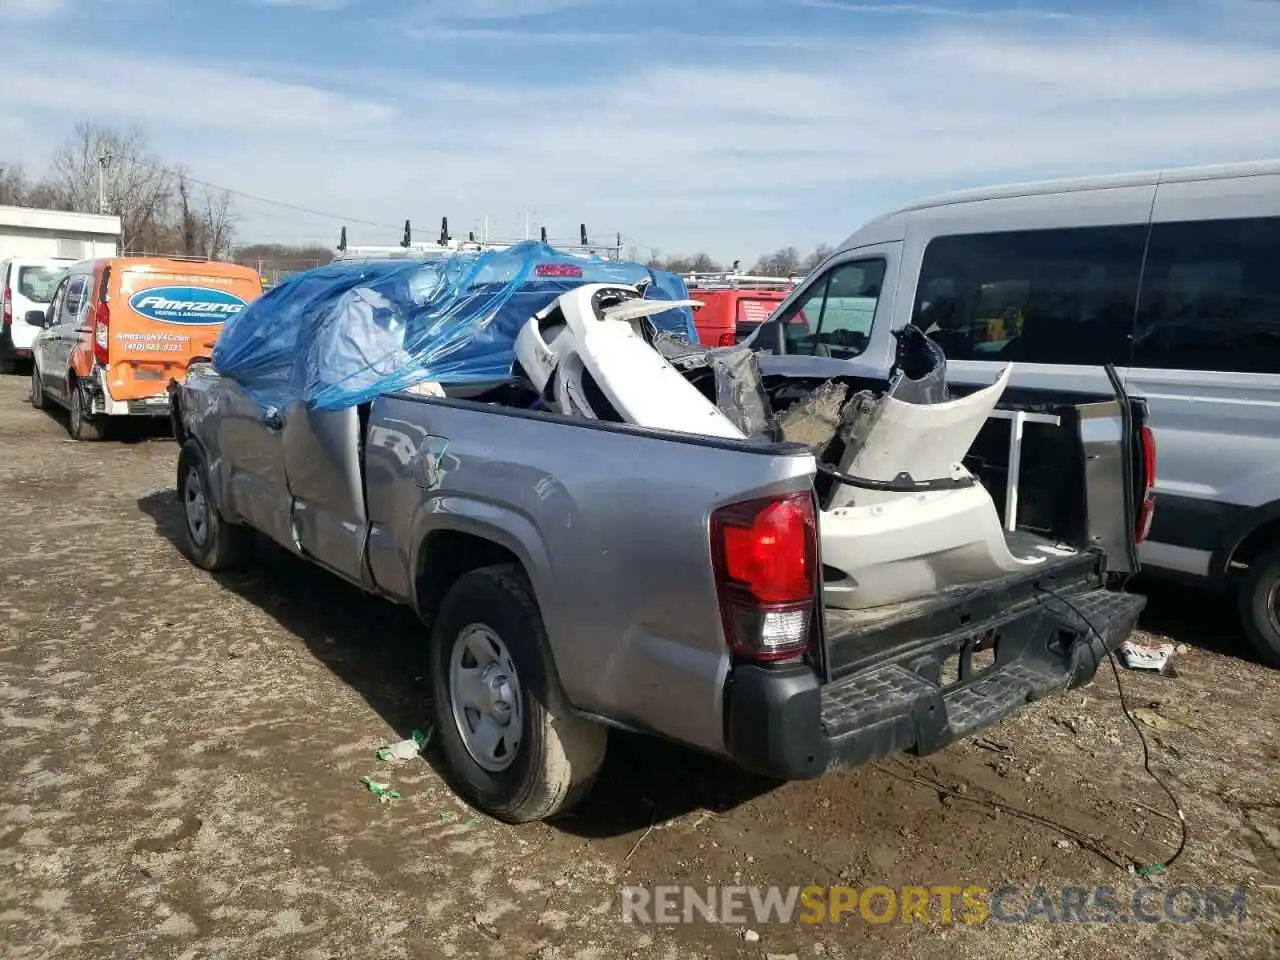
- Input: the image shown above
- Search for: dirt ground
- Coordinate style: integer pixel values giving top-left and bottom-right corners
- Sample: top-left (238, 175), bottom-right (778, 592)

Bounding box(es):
top-left (0, 372), bottom-right (1277, 960)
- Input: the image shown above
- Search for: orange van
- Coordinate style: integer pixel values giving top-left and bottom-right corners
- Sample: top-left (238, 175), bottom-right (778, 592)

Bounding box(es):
top-left (27, 256), bottom-right (263, 440)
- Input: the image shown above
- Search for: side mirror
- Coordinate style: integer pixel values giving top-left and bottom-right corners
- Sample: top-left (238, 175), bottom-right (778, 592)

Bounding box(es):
top-left (24, 310), bottom-right (47, 327)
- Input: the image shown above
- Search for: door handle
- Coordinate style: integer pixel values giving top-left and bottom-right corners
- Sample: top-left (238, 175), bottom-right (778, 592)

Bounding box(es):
top-left (261, 406), bottom-right (283, 430)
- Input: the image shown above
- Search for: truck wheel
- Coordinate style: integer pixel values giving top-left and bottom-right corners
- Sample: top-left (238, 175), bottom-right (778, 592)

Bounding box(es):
top-left (1238, 545), bottom-right (1280, 669)
top-left (176, 441), bottom-right (251, 572)
top-left (29, 364), bottom-right (50, 410)
top-left (68, 379), bottom-right (106, 441)
top-left (431, 564), bottom-right (607, 823)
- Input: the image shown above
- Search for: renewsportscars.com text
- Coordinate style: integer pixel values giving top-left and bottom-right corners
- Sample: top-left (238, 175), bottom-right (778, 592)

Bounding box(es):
top-left (619, 884), bottom-right (1248, 926)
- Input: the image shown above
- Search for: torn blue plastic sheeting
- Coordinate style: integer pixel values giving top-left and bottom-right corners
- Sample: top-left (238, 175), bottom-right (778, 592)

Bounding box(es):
top-left (211, 240), bottom-right (698, 412)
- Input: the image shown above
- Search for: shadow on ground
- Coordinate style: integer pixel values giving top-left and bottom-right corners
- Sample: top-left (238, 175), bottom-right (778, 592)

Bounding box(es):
top-left (136, 489), bottom-right (778, 838)
top-left (30, 399), bottom-right (175, 445)
top-left (1130, 573), bottom-right (1268, 666)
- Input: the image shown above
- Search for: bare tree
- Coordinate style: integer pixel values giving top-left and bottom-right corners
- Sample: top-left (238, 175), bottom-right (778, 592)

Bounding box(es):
top-left (48, 122), bottom-right (175, 252)
top-left (200, 186), bottom-right (236, 260)
top-left (0, 165), bottom-right (27, 206)
top-left (645, 251), bottom-right (725, 274)
top-left (175, 167), bottom-right (200, 255)
top-left (801, 243), bottom-right (833, 273)
top-left (753, 246), bottom-right (801, 277)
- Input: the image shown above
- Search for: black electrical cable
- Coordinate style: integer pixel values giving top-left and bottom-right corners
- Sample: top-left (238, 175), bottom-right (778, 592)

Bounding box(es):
top-left (1033, 581), bottom-right (1188, 875)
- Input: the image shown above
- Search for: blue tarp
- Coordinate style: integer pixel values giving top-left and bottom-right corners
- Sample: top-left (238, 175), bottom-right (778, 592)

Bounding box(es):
top-left (212, 240), bottom-right (698, 412)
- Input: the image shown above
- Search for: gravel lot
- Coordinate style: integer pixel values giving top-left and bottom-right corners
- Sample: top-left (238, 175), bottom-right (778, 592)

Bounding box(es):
top-left (0, 371), bottom-right (1277, 960)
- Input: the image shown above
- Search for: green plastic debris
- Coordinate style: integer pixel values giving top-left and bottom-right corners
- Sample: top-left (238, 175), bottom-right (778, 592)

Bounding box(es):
top-left (464, 817), bottom-right (482, 826)
top-left (361, 776), bottom-right (401, 803)
top-left (376, 727), bottom-right (434, 762)
top-left (437, 812), bottom-right (457, 823)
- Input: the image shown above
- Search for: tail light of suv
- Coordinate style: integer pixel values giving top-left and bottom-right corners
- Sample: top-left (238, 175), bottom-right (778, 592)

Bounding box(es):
top-left (1136, 424), bottom-right (1156, 544)
top-left (710, 491), bottom-right (819, 663)
top-left (92, 302), bottom-right (110, 365)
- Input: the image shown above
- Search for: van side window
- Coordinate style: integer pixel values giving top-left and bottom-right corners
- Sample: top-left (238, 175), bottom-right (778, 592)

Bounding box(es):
top-left (911, 226), bottom-right (1147, 365)
top-left (1133, 216), bottom-right (1280, 374)
top-left (46, 278), bottom-right (68, 324)
top-left (773, 258), bottom-right (885, 358)
top-left (61, 277), bottom-right (87, 326)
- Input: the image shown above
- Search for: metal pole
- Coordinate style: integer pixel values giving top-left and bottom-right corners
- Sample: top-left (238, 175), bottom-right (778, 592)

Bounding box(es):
top-left (96, 153), bottom-right (111, 214)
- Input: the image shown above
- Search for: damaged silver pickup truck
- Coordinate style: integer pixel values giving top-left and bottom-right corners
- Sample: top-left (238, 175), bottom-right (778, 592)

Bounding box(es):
top-left (169, 279), bottom-right (1155, 825)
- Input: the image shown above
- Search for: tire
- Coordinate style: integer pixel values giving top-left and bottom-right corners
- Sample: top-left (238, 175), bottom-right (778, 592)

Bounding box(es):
top-left (68, 379), bottom-right (106, 441)
top-left (0, 351), bottom-right (15, 375)
top-left (176, 440), bottom-right (252, 572)
top-left (431, 564), bottom-right (607, 823)
top-left (29, 363), bottom-right (50, 410)
top-left (1238, 545), bottom-right (1280, 669)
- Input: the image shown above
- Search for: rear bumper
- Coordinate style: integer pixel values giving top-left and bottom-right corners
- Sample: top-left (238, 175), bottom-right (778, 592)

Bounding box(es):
top-left (724, 559), bottom-right (1145, 780)
top-left (0, 328), bottom-right (32, 359)
top-left (87, 367), bottom-right (173, 417)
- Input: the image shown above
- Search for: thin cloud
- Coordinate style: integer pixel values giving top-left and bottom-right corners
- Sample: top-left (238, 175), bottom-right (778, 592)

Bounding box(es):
top-left (0, 13), bottom-right (1277, 257)
top-left (0, 0), bottom-right (72, 18)
top-left (793, 0), bottom-right (1091, 20)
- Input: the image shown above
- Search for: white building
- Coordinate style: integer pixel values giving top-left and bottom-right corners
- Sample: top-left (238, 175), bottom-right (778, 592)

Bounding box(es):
top-left (0, 205), bottom-right (121, 261)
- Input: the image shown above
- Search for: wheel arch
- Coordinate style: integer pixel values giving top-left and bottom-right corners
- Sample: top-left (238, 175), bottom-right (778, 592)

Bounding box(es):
top-left (1213, 500), bottom-right (1280, 583)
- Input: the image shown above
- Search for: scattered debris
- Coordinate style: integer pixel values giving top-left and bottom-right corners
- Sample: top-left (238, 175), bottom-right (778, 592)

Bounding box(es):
top-left (361, 777), bottom-right (401, 803)
top-left (377, 728), bottom-right (432, 762)
top-left (743, 929), bottom-right (761, 943)
top-left (1119, 640), bottom-right (1175, 673)
top-left (1055, 839), bottom-right (1073, 849)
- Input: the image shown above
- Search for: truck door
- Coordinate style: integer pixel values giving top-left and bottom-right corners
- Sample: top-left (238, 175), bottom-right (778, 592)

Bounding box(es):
top-left (33, 277), bottom-right (69, 395)
top-left (216, 383), bottom-right (296, 552)
top-left (44, 275), bottom-right (89, 401)
top-left (280, 402), bottom-right (368, 585)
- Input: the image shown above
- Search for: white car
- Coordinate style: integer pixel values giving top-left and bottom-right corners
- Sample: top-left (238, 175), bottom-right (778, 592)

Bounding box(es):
top-left (0, 257), bottom-right (74, 373)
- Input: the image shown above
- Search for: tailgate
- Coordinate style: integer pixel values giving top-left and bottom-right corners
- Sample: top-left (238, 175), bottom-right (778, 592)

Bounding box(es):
top-left (108, 269), bottom-right (256, 401)
top-left (816, 549), bottom-right (1144, 767)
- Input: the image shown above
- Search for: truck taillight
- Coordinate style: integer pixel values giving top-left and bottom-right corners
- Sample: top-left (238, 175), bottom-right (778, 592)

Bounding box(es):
top-left (718, 332), bottom-right (735, 346)
top-left (1136, 424), bottom-right (1156, 544)
top-left (2, 288), bottom-right (10, 329)
top-left (710, 491), bottom-right (818, 663)
top-left (93, 302), bottom-right (110, 364)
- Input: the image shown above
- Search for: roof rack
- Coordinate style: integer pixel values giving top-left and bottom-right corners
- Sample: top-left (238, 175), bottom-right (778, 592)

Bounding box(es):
top-left (682, 272), bottom-right (802, 289)
top-left (333, 218), bottom-right (626, 262)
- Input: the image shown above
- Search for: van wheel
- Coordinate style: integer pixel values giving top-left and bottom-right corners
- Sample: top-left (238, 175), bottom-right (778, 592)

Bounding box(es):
top-left (431, 564), bottom-right (607, 823)
top-left (30, 364), bottom-right (50, 410)
top-left (176, 441), bottom-right (252, 572)
top-left (68, 380), bottom-right (106, 441)
top-left (1239, 546), bottom-right (1280, 669)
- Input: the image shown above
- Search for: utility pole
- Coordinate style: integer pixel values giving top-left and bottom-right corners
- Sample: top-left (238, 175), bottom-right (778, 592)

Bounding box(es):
top-left (96, 152), bottom-right (112, 214)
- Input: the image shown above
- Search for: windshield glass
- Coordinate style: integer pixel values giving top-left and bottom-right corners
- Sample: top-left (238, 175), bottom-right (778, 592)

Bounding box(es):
top-left (18, 265), bottom-right (69, 303)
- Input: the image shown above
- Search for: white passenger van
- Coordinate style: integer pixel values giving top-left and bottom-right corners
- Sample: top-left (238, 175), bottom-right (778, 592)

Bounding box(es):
top-left (758, 159), bottom-right (1280, 666)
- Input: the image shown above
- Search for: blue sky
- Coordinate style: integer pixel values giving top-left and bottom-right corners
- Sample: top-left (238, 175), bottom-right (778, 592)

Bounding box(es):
top-left (1, 0), bottom-right (1279, 261)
